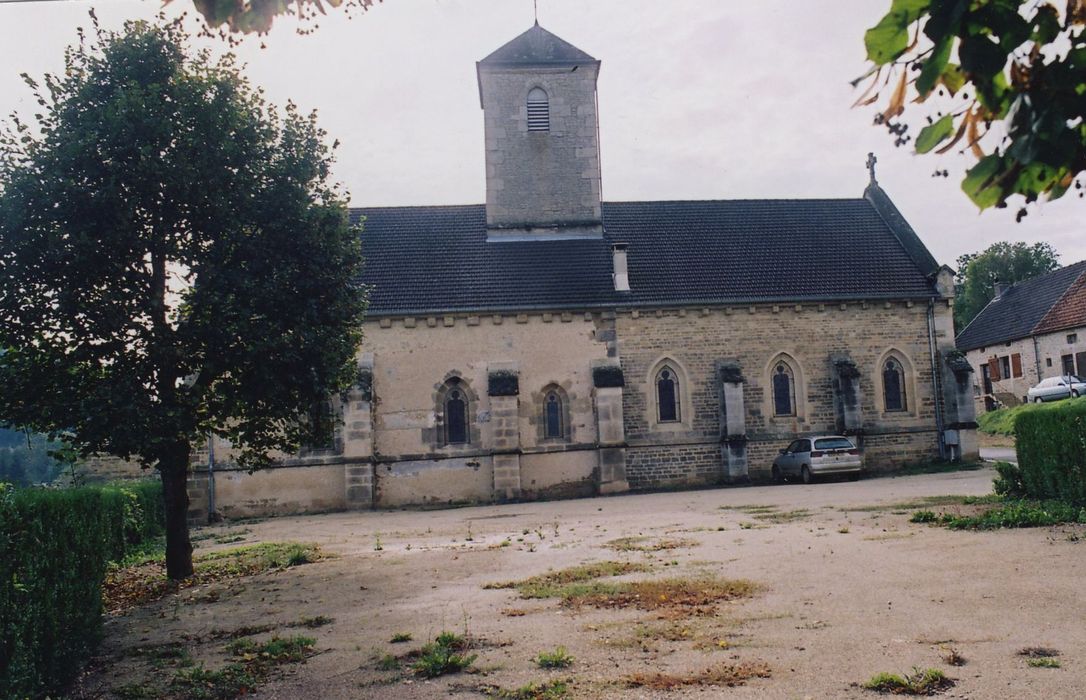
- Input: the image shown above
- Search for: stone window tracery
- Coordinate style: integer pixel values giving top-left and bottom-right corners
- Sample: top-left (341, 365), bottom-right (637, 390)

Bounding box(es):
top-left (772, 362), bottom-right (796, 417)
top-left (441, 379), bottom-right (470, 446)
top-left (883, 358), bottom-right (907, 412)
top-left (544, 390), bottom-right (563, 439)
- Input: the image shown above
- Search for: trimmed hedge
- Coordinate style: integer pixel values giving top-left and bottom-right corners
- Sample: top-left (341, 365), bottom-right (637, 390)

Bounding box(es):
top-left (0, 479), bottom-right (164, 699)
top-left (1012, 397), bottom-right (1086, 504)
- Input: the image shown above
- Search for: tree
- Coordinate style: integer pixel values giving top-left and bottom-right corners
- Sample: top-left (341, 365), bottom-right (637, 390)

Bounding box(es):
top-left (954, 241), bottom-right (1060, 331)
top-left (0, 18), bottom-right (367, 579)
top-left (858, 0), bottom-right (1086, 218)
top-left (179, 0), bottom-right (382, 38)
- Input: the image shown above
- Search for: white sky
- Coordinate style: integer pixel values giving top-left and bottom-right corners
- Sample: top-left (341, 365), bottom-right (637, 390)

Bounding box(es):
top-left (1, 0), bottom-right (1083, 268)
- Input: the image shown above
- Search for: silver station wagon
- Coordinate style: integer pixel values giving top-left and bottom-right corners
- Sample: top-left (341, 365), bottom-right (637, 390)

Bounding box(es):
top-left (772, 435), bottom-right (864, 484)
top-left (1027, 375), bottom-right (1085, 403)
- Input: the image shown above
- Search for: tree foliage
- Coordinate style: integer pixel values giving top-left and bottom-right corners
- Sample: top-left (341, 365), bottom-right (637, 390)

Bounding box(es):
top-left (0, 17), bottom-right (366, 578)
top-left (859, 0), bottom-right (1086, 217)
top-left (0, 427), bottom-right (69, 487)
top-left (175, 0), bottom-right (382, 39)
top-left (954, 240), bottom-right (1060, 331)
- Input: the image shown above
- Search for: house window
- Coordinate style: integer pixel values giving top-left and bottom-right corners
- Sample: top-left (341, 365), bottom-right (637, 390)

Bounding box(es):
top-left (883, 358), bottom-right (906, 412)
top-left (544, 390), bottom-right (563, 439)
top-left (1062, 354), bottom-right (1075, 376)
top-left (1069, 333), bottom-right (1079, 344)
top-left (1047, 358), bottom-right (1053, 368)
top-left (772, 363), bottom-right (795, 416)
top-left (656, 367), bottom-right (680, 422)
top-left (999, 356), bottom-right (1011, 380)
top-left (444, 386), bottom-right (469, 445)
top-left (527, 87), bottom-right (549, 132)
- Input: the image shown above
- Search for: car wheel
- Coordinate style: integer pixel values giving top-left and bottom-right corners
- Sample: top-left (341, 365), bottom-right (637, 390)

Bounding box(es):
top-left (771, 464), bottom-right (782, 483)
top-left (1034, 397), bottom-right (1044, 403)
top-left (1074, 390), bottom-right (1081, 398)
top-left (801, 465), bottom-right (813, 485)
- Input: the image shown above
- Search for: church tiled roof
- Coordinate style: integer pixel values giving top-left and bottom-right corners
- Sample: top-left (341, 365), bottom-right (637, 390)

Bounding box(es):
top-left (955, 260), bottom-right (1086, 351)
top-left (352, 192), bottom-right (943, 317)
top-left (477, 22), bottom-right (597, 67)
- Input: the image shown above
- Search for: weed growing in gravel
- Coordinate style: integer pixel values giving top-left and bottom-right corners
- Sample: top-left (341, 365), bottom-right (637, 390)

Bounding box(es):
top-left (225, 635), bottom-right (315, 663)
top-left (625, 661), bottom-right (771, 689)
top-left (376, 653), bottom-right (399, 671)
top-left (535, 646), bottom-right (573, 669)
top-left (606, 536), bottom-right (696, 552)
top-left (863, 668), bottom-right (954, 694)
top-left (1027, 657), bottom-right (1061, 668)
top-left (492, 679), bottom-right (571, 699)
top-left (390, 632), bottom-right (412, 643)
top-left (170, 635), bottom-right (316, 698)
top-left (411, 631), bottom-right (477, 678)
top-left (941, 647), bottom-right (966, 666)
top-left (911, 501), bottom-right (1086, 529)
top-left (297, 615), bottom-right (334, 628)
top-left (483, 561), bottom-right (650, 598)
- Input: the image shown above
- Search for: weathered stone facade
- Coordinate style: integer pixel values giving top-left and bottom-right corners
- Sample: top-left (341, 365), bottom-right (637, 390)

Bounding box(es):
top-left (182, 23), bottom-right (978, 523)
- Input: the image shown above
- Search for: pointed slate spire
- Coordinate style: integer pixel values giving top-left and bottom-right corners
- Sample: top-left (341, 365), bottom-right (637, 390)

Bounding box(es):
top-left (478, 23), bottom-right (597, 67)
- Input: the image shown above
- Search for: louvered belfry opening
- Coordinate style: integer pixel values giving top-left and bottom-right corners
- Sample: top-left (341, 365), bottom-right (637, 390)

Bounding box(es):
top-left (527, 87), bottom-right (549, 132)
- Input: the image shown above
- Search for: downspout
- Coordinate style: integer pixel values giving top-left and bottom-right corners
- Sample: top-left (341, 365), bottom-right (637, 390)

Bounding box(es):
top-left (927, 299), bottom-right (947, 460)
top-left (1032, 335), bottom-right (1042, 386)
top-left (207, 435), bottom-right (216, 522)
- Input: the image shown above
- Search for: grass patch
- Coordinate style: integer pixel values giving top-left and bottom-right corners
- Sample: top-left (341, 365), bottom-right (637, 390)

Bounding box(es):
top-left (752, 509), bottom-right (811, 523)
top-left (848, 495), bottom-right (1000, 513)
top-left (863, 668), bottom-right (954, 695)
top-left (170, 635), bottom-right (315, 699)
top-left (491, 679), bottom-right (571, 699)
top-left (483, 561), bottom-right (650, 598)
top-left (376, 653), bottom-right (400, 671)
top-left (411, 631), bottom-right (477, 678)
top-left (1019, 646), bottom-right (1060, 658)
top-left (625, 661), bottom-right (771, 689)
top-left (912, 500), bottom-right (1086, 530)
top-left (535, 646), bottom-right (573, 669)
top-left (605, 536), bottom-right (696, 552)
top-left (1027, 657), bottom-right (1061, 668)
top-left (977, 403), bottom-right (1041, 436)
top-left (103, 542), bottom-right (323, 612)
top-left (390, 632), bottom-right (412, 643)
top-left (560, 575), bottom-right (762, 613)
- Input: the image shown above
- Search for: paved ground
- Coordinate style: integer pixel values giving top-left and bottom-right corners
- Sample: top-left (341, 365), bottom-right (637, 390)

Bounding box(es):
top-left (83, 467), bottom-right (1086, 699)
top-left (980, 447), bottom-right (1018, 464)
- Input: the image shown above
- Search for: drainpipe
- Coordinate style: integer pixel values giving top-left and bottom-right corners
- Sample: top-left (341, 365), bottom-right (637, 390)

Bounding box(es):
top-left (207, 435), bottom-right (216, 522)
top-left (926, 299), bottom-right (947, 460)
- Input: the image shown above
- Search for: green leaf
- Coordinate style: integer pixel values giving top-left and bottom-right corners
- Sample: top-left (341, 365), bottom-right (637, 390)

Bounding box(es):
top-left (916, 36), bottom-right (952, 96)
top-left (1032, 4), bottom-right (1061, 45)
top-left (915, 114), bottom-right (955, 153)
top-left (940, 63), bottom-right (966, 95)
top-left (960, 34), bottom-right (1007, 78)
top-left (864, 0), bottom-right (930, 64)
top-left (961, 155), bottom-right (1006, 209)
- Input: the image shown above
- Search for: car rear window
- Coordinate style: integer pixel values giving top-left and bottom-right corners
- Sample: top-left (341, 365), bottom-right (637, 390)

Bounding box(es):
top-left (814, 437), bottom-right (853, 450)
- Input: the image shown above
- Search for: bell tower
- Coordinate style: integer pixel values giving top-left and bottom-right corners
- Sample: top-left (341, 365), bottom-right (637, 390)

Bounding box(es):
top-left (477, 23), bottom-right (603, 240)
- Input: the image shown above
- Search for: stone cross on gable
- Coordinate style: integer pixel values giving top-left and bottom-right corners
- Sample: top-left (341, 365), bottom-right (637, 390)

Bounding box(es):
top-left (866, 152), bottom-right (878, 186)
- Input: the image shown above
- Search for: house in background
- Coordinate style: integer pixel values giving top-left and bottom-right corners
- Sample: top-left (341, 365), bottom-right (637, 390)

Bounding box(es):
top-left (956, 260), bottom-right (1086, 413)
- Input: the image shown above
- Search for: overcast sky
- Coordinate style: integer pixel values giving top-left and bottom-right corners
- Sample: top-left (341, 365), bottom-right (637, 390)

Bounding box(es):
top-left (1, 0), bottom-right (1083, 268)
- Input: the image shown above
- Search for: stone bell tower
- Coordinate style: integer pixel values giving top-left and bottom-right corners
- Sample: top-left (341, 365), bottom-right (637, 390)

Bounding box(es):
top-left (476, 22), bottom-right (603, 239)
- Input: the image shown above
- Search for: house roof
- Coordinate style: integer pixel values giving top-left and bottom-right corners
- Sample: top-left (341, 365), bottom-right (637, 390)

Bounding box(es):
top-left (477, 22), bottom-right (597, 67)
top-left (352, 190), bottom-right (942, 317)
top-left (955, 260), bottom-right (1086, 351)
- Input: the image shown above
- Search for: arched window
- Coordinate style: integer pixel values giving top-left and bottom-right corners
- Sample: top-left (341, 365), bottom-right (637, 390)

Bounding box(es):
top-left (527, 87), bottom-right (549, 132)
top-left (883, 358), bottom-right (907, 411)
top-left (656, 366), bottom-right (680, 423)
top-left (544, 390), bottom-right (563, 439)
top-left (444, 384), bottom-right (469, 445)
top-left (772, 363), bottom-right (795, 416)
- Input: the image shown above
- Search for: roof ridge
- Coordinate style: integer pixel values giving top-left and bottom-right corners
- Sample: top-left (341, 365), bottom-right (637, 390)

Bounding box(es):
top-left (1005, 258), bottom-right (1086, 293)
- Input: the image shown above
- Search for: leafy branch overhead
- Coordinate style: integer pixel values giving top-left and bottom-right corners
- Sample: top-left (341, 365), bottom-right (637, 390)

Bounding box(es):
top-left (177, 0), bottom-right (382, 38)
top-left (857, 0), bottom-right (1086, 216)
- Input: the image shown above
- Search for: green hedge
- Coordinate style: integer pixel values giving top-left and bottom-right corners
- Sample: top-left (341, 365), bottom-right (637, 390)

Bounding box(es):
top-left (0, 479), bottom-right (164, 699)
top-left (1012, 397), bottom-right (1086, 504)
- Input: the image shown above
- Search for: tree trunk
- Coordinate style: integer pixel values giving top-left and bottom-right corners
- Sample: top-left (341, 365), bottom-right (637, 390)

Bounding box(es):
top-left (160, 445), bottom-right (194, 580)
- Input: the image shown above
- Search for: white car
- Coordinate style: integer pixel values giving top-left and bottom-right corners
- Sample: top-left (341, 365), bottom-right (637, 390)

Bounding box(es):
top-left (771, 435), bottom-right (864, 484)
top-left (1027, 376), bottom-right (1085, 403)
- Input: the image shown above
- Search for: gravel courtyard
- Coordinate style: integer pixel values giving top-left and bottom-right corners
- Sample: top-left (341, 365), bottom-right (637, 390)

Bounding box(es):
top-left (82, 467), bottom-right (1086, 699)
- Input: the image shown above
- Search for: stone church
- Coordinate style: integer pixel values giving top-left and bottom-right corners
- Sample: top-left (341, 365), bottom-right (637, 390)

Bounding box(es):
top-left (186, 23), bottom-right (978, 520)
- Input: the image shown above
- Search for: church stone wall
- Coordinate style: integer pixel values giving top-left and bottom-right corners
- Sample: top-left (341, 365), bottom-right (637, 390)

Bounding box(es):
top-left (479, 66), bottom-right (602, 229)
top-left (616, 301), bottom-right (948, 487)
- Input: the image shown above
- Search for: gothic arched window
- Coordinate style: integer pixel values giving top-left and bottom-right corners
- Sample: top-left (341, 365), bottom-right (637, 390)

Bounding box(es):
top-left (772, 363), bottom-right (796, 417)
top-left (883, 358), bottom-right (907, 412)
top-left (527, 87), bottom-right (549, 132)
top-left (444, 385), bottom-right (469, 445)
top-left (544, 390), bottom-right (563, 439)
top-left (656, 366), bottom-right (680, 423)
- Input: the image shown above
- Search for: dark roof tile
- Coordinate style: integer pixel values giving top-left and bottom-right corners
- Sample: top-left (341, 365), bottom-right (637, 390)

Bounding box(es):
top-left (353, 196), bottom-right (940, 316)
